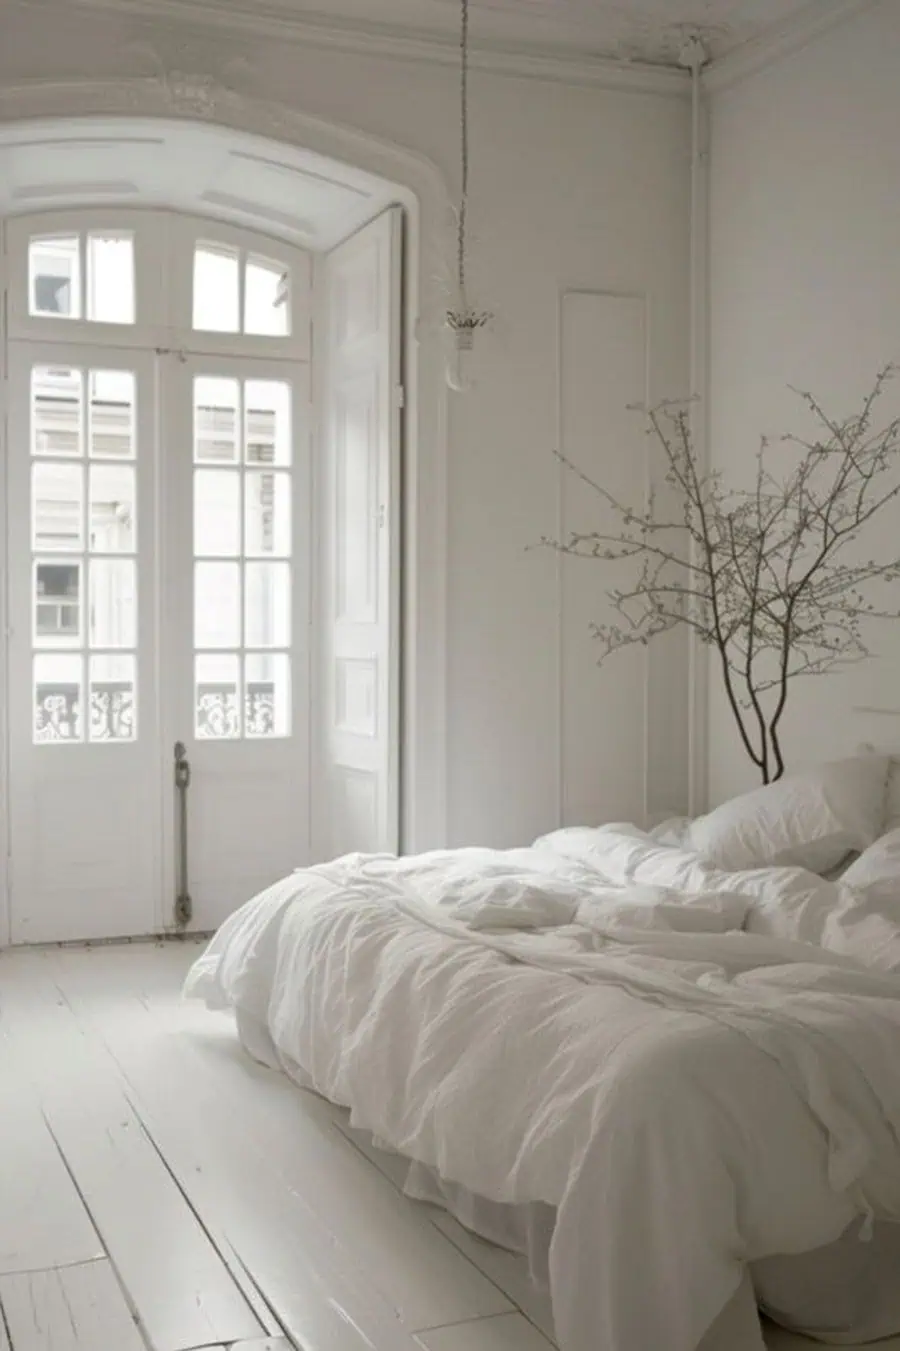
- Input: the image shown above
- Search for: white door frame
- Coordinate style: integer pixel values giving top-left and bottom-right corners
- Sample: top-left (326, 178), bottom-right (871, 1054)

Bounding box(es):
top-left (1, 216), bottom-right (9, 944)
top-left (0, 87), bottom-right (451, 945)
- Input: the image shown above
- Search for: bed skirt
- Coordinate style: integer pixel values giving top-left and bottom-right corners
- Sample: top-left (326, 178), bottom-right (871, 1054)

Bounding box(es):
top-left (233, 1008), bottom-right (900, 1351)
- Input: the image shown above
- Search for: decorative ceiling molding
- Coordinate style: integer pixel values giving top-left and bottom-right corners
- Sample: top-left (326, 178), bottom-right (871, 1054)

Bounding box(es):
top-left (6, 0), bottom-right (881, 98)
top-left (702, 0), bottom-right (881, 92)
top-left (30, 0), bottom-right (691, 97)
top-left (429, 0), bottom-right (736, 66)
top-left (119, 39), bottom-right (259, 115)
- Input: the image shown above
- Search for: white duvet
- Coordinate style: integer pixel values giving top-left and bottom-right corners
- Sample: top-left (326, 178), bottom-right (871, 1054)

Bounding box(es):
top-left (184, 828), bottom-right (900, 1351)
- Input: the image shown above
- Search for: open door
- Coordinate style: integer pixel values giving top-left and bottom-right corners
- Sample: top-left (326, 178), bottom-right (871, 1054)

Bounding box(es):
top-left (313, 207), bottom-right (403, 860)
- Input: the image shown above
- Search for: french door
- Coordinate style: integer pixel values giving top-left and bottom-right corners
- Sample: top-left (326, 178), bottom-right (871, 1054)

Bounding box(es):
top-left (2, 205), bottom-right (402, 945)
top-left (6, 343), bottom-right (309, 942)
top-left (7, 344), bottom-right (163, 943)
top-left (163, 354), bottom-right (310, 934)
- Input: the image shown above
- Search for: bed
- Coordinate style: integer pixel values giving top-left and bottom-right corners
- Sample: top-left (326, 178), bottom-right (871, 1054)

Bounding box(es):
top-left (184, 753), bottom-right (900, 1351)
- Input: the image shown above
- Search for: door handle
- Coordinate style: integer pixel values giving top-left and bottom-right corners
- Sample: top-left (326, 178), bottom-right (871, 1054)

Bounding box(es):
top-left (174, 741), bottom-right (193, 927)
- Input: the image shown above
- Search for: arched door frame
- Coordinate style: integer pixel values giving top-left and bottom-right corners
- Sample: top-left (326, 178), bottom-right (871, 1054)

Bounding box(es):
top-left (0, 78), bottom-right (451, 944)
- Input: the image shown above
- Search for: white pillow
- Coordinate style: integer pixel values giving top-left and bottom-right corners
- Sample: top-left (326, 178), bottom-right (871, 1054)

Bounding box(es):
top-left (842, 827), bottom-right (900, 890)
top-left (687, 756), bottom-right (890, 875)
top-left (647, 817), bottom-right (692, 848)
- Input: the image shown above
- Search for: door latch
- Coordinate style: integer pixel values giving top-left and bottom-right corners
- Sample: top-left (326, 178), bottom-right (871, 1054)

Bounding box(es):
top-left (173, 741), bottom-right (193, 927)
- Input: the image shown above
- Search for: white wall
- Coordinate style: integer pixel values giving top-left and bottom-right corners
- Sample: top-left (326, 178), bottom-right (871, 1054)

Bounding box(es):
top-left (0, 3), bottom-right (691, 848)
top-left (707, 0), bottom-right (900, 805)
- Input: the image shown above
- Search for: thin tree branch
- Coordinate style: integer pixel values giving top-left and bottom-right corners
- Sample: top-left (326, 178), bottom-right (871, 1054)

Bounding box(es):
top-left (543, 369), bottom-right (900, 783)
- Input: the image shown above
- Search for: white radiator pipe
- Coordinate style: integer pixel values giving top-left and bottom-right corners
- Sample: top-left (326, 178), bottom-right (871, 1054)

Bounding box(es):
top-left (680, 35), bottom-right (710, 815)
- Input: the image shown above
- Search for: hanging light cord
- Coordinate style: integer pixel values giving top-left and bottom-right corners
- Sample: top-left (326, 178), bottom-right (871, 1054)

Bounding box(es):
top-left (447, 0), bottom-right (490, 343)
top-left (457, 0), bottom-right (470, 301)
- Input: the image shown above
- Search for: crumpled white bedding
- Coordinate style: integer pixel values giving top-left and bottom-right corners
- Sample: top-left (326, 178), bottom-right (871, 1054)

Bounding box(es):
top-left (546, 821), bottom-right (900, 973)
top-left (184, 830), bottom-right (900, 1351)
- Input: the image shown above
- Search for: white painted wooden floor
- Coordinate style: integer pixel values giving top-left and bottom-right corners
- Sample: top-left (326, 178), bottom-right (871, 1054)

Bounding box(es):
top-left (0, 941), bottom-right (895, 1351)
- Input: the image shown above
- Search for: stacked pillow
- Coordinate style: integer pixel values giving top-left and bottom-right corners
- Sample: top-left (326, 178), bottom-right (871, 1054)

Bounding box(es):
top-left (685, 756), bottom-right (891, 875)
top-left (842, 827), bottom-right (900, 890)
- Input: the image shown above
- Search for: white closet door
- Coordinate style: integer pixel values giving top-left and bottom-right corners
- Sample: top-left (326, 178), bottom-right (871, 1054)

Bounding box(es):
top-left (162, 354), bottom-right (311, 932)
top-left (314, 207), bottom-right (403, 860)
top-left (6, 344), bottom-right (162, 942)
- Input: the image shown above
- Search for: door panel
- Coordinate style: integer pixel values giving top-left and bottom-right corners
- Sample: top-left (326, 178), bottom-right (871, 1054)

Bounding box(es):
top-left (164, 354), bottom-right (311, 932)
top-left (315, 207), bottom-right (402, 860)
top-left (7, 344), bottom-right (162, 943)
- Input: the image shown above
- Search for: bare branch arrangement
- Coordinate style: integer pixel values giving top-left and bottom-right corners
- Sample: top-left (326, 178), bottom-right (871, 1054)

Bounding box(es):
top-left (543, 368), bottom-right (900, 783)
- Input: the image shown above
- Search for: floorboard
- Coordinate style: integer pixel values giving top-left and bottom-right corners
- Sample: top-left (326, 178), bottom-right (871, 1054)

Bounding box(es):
top-left (415, 1314), bottom-right (555, 1351)
top-left (0, 951), bottom-right (266, 1351)
top-left (0, 1097), bottom-right (103, 1277)
top-left (195, 1342), bottom-right (293, 1351)
top-left (229, 1341), bottom-right (294, 1350)
top-left (0, 1259), bottom-right (147, 1351)
top-left (333, 1121), bottom-right (556, 1339)
top-left (429, 1213), bottom-right (556, 1341)
top-left (763, 1327), bottom-right (900, 1350)
top-left (1, 947), bottom-right (283, 1342)
top-left (39, 1092), bottom-right (265, 1351)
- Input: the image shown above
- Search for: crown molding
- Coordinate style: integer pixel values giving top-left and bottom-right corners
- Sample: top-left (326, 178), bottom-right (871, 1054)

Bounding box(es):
top-left (43, 0), bottom-right (690, 97)
top-left (8, 0), bottom-right (881, 103)
top-left (702, 0), bottom-right (880, 93)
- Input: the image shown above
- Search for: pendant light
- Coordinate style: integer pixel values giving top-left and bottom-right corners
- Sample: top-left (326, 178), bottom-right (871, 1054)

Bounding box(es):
top-left (445, 0), bottom-right (492, 391)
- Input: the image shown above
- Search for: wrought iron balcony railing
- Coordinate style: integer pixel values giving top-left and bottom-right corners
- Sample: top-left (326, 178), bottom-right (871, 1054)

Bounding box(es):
top-left (35, 681), bottom-right (277, 742)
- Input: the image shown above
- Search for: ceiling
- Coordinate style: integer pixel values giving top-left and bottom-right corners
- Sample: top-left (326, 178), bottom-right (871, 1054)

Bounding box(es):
top-left (200, 0), bottom-right (827, 66)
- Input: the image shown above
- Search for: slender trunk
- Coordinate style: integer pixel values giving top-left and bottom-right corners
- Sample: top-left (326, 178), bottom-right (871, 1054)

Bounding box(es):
top-left (715, 645), bottom-right (765, 779)
top-left (769, 720), bottom-right (786, 781)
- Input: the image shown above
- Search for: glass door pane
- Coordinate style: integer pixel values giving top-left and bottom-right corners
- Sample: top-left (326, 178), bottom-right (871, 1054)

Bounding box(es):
top-left (28, 364), bottom-right (138, 742)
top-left (166, 354), bottom-right (310, 935)
top-left (6, 344), bottom-right (161, 943)
top-left (192, 374), bottom-right (293, 741)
